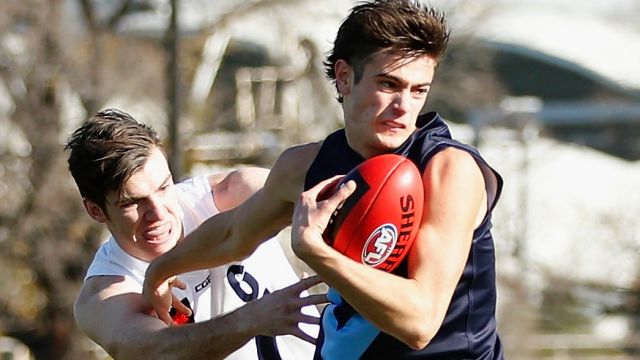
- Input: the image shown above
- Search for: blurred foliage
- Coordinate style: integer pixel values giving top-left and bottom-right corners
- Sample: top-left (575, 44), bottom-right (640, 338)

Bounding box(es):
top-left (0, 0), bottom-right (638, 359)
top-left (0, 0), bottom-right (167, 359)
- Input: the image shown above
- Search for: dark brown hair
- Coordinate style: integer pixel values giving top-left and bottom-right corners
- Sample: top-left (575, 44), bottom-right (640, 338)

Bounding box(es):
top-left (65, 108), bottom-right (162, 211)
top-left (324, 0), bottom-right (450, 102)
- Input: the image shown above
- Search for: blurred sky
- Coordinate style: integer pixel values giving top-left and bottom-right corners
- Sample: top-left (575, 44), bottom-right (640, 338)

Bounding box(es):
top-left (464, 0), bottom-right (640, 90)
top-left (204, 0), bottom-right (640, 91)
top-left (76, 0), bottom-right (639, 92)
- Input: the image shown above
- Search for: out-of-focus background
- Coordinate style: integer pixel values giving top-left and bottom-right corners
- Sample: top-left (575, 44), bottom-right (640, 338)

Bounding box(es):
top-left (0, 0), bottom-right (638, 359)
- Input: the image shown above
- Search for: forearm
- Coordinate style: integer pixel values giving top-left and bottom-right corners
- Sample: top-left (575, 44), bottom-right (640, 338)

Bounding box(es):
top-left (146, 211), bottom-right (240, 289)
top-left (290, 178), bottom-right (439, 346)
top-left (110, 305), bottom-right (258, 360)
top-left (146, 196), bottom-right (289, 290)
top-left (299, 245), bottom-right (443, 349)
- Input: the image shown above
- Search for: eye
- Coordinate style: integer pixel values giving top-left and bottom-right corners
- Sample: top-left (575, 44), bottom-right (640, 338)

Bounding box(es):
top-left (159, 182), bottom-right (174, 193)
top-left (414, 87), bottom-right (429, 94)
top-left (412, 87), bottom-right (430, 98)
top-left (378, 79), bottom-right (397, 90)
top-left (119, 200), bottom-right (138, 209)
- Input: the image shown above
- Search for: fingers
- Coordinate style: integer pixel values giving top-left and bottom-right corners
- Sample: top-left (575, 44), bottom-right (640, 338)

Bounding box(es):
top-left (287, 275), bottom-right (323, 292)
top-left (314, 175), bottom-right (345, 201)
top-left (297, 313), bottom-right (321, 325)
top-left (298, 293), bottom-right (328, 307)
top-left (278, 276), bottom-right (327, 307)
top-left (171, 293), bottom-right (192, 317)
top-left (157, 306), bottom-right (174, 326)
top-left (144, 276), bottom-right (191, 326)
top-left (290, 328), bottom-right (318, 345)
top-left (327, 179), bottom-right (356, 205)
top-left (303, 177), bottom-right (355, 216)
top-left (172, 277), bottom-right (187, 290)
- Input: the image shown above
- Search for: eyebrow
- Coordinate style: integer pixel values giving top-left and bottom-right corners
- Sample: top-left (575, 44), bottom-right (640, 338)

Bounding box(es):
top-left (160, 174), bottom-right (173, 187)
top-left (121, 174), bottom-right (172, 203)
top-left (375, 72), bottom-right (432, 88)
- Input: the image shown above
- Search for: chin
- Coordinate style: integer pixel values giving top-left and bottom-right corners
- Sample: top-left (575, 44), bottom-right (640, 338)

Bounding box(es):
top-left (146, 241), bottom-right (177, 261)
top-left (158, 234), bottom-right (180, 252)
top-left (141, 233), bottom-right (179, 257)
top-left (378, 134), bottom-right (409, 151)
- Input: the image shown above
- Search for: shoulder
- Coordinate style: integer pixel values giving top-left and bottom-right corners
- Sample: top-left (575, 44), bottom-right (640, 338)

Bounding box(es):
top-left (209, 167), bottom-right (270, 196)
top-left (76, 275), bottom-right (140, 307)
top-left (74, 275), bottom-right (165, 356)
top-left (426, 147), bottom-right (482, 182)
top-left (266, 142), bottom-right (323, 201)
top-left (74, 275), bottom-right (143, 329)
top-left (272, 142), bottom-right (323, 175)
top-left (423, 147), bottom-right (485, 208)
top-left (208, 166), bottom-right (270, 212)
top-left (278, 141), bottom-right (322, 164)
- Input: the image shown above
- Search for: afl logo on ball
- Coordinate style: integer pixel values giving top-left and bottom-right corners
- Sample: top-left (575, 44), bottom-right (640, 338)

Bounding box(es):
top-left (362, 224), bottom-right (398, 267)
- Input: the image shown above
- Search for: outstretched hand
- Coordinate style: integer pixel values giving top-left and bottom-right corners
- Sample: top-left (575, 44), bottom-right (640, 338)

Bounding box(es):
top-left (142, 275), bottom-right (192, 326)
top-left (291, 175), bottom-right (356, 260)
top-left (245, 275), bottom-right (327, 344)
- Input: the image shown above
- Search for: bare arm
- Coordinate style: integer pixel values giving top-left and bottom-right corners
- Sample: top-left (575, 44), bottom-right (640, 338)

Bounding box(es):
top-left (209, 167), bottom-right (270, 212)
top-left (75, 275), bottom-right (326, 360)
top-left (291, 148), bottom-right (487, 349)
top-left (143, 145), bottom-right (319, 322)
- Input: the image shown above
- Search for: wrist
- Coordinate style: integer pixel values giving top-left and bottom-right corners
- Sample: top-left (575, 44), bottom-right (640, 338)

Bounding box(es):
top-left (145, 258), bottom-right (169, 289)
top-left (296, 236), bottom-right (337, 269)
top-left (292, 230), bottom-right (323, 261)
top-left (231, 299), bottom-right (262, 337)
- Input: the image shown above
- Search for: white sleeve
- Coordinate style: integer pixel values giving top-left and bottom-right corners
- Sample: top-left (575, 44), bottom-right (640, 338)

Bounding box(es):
top-left (175, 176), bottom-right (219, 214)
top-left (175, 176), bottom-right (220, 234)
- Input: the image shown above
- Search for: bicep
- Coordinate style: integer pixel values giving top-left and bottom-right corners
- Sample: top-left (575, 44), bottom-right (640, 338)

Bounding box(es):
top-left (212, 167), bottom-right (270, 212)
top-left (409, 149), bottom-right (486, 308)
top-left (75, 276), bottom-right (166, 354)
top-left (214, 145), bottom-right (313, 258)
top-left (227, 179), bottom-right (295, 255)
top-left (228, 152), bottom-right (308, 252)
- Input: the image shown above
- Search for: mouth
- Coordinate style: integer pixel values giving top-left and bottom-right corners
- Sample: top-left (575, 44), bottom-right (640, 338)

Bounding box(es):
top-left (142, 222), bottom-right (173, 243)
top-left (379, 120), bottom-right (406, 131)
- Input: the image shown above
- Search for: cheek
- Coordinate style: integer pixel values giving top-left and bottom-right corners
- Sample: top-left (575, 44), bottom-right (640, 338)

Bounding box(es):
top-left (108, 214), bottom-right (140, 238)
top-left (124, 213), bottom-right (143, 232)
top-left (411, 99), bottom-right (426, 114)
top-left (165, 199), bottom-right (182, 223)
top-left (166, 193), bottom-right (181, 213)
top-left (360, 94), bottom-right (388, 117)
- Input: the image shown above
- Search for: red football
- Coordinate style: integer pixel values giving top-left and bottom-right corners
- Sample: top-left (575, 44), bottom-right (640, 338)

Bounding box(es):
top-left (323, 154), bottom-right (424, 272)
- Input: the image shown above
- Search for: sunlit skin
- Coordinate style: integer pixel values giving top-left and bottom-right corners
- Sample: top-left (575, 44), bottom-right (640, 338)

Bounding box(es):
top-left (84, 147), bottom-right (183, 262)
top-left (73, 146), bottom-right (329, 359)
top-left (140, 47), bottom-right (489, 352)
top-left (337, 52), bottom-right (437, 158)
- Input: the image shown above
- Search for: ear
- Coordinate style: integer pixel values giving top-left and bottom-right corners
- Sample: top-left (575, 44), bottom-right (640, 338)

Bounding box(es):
top-left (83, 198), bottom-right (108, 223)
top-left (335, 59), bottom-right (353, 96)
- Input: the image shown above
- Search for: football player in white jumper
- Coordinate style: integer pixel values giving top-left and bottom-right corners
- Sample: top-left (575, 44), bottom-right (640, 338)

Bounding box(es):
top-left (66, 109), bottom-right (324, 360)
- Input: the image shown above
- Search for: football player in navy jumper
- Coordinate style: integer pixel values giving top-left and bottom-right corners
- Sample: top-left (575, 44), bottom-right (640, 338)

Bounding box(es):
top-left (144, 1), bottom-right (505, 358)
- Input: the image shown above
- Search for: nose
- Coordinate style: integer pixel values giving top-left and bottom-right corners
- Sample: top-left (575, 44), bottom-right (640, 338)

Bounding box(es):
top-left (391, 90), bottom-right (410, 115)
top-left (144, 196), bottom-right (167, 221)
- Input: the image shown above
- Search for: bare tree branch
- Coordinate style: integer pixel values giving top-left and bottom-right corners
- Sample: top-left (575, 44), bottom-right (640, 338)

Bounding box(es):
top-left (77, 0), bottom-right (97, 31)
top-left (199, 0), bottom-right (313, 35)
top-left (107, 0), bottom-right (134, 29)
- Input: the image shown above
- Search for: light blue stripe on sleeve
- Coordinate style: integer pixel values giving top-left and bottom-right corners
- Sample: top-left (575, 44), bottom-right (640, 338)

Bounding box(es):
top-left (320, 288), bottom-right (380, 360)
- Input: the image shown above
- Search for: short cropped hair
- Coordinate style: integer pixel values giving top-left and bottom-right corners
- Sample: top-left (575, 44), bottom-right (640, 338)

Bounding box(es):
top-left (65, 108), bottom-right (162, 211)
top-left (324, 0), bottom-right (450, 102)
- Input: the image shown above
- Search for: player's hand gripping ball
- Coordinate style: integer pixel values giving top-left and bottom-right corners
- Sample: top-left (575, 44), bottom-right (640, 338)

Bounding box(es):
top-left (323, 154), bottom-right (424, 272)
